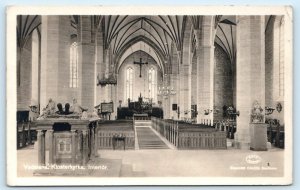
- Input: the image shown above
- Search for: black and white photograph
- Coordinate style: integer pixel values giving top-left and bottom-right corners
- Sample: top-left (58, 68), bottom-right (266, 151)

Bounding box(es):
top-left (6, 6), bottom-right (293, 186)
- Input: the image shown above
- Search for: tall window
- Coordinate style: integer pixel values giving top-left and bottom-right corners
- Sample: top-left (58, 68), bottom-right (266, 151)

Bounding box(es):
top-left (70, 42), bottom-right (78, 88)
top-left (126, 67), bottom-right (133, 101)
top-left (148, 68), bottom-right (156, 101)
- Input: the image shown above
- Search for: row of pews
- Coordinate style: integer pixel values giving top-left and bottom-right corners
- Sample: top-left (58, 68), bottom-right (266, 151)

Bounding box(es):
top-left (96, 117), bottom-right (228, 150)
top-left (151, 117), bottom-right (227, 149)
top-left (96, 120), bottom-right (135, 150)
top-left (213, 118), bottom-right (285, 149)
top-left (265, 119), bottom-right (284, 148)
top-left (214, 120), bottom-right (236, 139)
top-left (17, 111), bottom-right (37, 149)
top-left (17, 121), bottom-right (37, 149)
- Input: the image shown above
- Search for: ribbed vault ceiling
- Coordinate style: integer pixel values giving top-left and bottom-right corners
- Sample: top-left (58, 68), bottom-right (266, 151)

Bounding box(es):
top-left (117, 41), bottom-right (163, 73)
top-left (17, 15), bottom-right (41, 49)
top-left (215, 16), bottom-right (237, 64)
top-left (101, 16), bottom-right (186, 59)
top-left (17, 15), bottom-right (277, 74)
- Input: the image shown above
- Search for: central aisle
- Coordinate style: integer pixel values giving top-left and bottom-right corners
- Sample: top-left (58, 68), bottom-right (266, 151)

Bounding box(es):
top-left (136, 127), bottom-right (169, 149)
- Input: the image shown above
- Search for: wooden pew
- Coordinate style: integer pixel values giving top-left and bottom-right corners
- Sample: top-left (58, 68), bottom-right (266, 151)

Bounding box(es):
top-left (214, 120), bottom-right (236, 139)
top-left (17, 111), bottom-right (37, 149)
top-left (151, 117), bottom-right (227, 149)
top-left (266, 119), bottom-right (284, 148)
top-left (96, 120), bottom-right (135, 150)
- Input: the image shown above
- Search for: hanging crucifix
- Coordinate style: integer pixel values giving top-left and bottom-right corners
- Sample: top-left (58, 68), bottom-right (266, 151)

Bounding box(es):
top-left (134, 58), bottom-right (148, 78)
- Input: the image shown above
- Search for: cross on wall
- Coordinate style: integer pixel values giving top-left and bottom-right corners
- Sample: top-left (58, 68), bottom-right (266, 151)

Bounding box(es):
top-left (134, 58), bottom-right (148, 78)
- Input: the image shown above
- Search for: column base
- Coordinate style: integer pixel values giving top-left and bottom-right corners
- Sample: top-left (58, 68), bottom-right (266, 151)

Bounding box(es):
top-left (250, 147), bottom-right (267, 151)
top-left (233, 141), bottom-right (250, 150)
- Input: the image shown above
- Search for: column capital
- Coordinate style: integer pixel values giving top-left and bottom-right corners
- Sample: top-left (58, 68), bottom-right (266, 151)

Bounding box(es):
top-left (82, 130), bottom-right (87, 135)
top-left (71, 129), bottom-right (77, 133)
top-left (36, 129), bottom-right (44, 134)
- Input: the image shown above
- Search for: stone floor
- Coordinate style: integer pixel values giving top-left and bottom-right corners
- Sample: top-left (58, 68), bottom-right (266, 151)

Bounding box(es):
top-left (17, 144), bottom-right (284, 177)
top-left (136, 127), bottom-right (169, 149)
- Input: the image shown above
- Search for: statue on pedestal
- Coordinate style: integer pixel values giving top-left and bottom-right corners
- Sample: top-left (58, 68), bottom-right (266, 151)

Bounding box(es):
top-left (251, 100), bottom-right (264, 123)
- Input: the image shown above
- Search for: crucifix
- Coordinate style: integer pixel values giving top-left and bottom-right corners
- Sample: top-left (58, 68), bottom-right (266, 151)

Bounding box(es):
top-left (134, 58), bottom-right (148, 78)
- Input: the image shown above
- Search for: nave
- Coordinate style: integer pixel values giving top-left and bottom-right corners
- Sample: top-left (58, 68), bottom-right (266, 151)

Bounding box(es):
top-left (15, 14), bottom-right (288, 178)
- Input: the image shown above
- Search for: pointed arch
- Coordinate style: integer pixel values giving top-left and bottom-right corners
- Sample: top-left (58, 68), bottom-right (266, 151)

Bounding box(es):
top-left (115, 36), bottom-right (167, 75)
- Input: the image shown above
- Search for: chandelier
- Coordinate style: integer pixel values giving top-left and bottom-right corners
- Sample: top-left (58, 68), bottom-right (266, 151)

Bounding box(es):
top-left (158, 86), bottom-right (176, 96)
top-left (157, 74), bottom-right (176, 97)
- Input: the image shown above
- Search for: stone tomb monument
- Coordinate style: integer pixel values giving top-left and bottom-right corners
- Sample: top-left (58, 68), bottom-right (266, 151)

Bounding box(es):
top-left (33, 118), bottom-right (99, 175)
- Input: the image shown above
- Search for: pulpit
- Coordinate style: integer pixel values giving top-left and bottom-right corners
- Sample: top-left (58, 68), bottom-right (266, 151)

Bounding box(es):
top-left (34, 118), bottom-right (99, 166)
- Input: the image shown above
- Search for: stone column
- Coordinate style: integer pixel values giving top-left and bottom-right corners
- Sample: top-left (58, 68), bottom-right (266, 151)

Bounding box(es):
top-left (178, 64), bottom-right (191, 120)
top-left (71, 130), bottom-right (77, 165)
top-left (81, 130), bottom-right (88, 165)
top-left (194, 19), bottom-right (214, 125)
top-left (90, 124), bottom-right (95, 158)
top-left (169, 73), bottom-right (178, 119)
top-left (164, 73), bottom-right (172, 119)
top-left (78, 16), bottom-right (96, 110)
top-left (27, 123), bottom-right (32, 145)
top-left (40, 16), bottom-right (71, 109)
top-left (77, 130), bottom-right (83, 161)
top-left (37, 130), bottom-right (45, 165)
top-left (111, 84), bottom-right (118, 120)
top-left (180, 17), bottom-right (193, 121)
top-left (102, 49), bottom-right (111, 102)
top-left (169, 44), bottom-right (180, 120)
top-left (114, 74), bottom-right (119, 120)
top-left (175, 69), bottom-right (181, 120)
top-left (191, 54), bottom-right (198, 122)
top-left (235, 16), bottom-right (265, 149)
top-left (164, 96), bottom-right (171, 119)
top-left (94, 122), bottom-right (99, 157)
top-left (95, 29), bottom-right (104, 105)
top-left (47, 129), bottom-right (54, 164)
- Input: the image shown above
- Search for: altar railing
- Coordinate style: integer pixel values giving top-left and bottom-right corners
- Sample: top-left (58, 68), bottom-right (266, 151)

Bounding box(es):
top-left (133, 114), bottom-right (151, 121)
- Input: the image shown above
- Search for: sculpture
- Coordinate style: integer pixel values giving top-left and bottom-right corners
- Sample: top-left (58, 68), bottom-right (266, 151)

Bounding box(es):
top-left (251, 100), bottom-right (264, 123)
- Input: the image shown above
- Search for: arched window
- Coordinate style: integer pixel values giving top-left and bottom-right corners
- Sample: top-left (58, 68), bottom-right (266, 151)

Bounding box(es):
top-left (126, 67), bottom-right (133, 101)
top-left (148, 67), bottom-right (156, 101)
top-left (70, 42), bottom-right (78, 88)
top-left (31, 29), bottom-right (39, 105)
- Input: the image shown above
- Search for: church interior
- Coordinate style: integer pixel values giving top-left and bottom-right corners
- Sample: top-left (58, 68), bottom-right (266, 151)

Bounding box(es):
top-left (16, 15), bottom-right (286, 177)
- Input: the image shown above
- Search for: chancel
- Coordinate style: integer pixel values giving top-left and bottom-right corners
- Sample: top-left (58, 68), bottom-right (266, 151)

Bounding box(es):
top-left (16, 14), bottom-right (287, 177)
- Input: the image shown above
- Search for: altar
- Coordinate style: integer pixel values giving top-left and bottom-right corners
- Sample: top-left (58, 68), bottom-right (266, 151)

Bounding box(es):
top-left (117, 94), bottom-right (163, 119)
